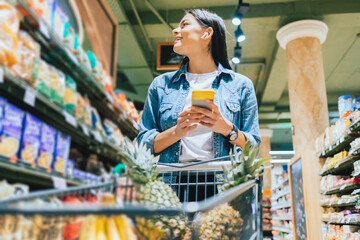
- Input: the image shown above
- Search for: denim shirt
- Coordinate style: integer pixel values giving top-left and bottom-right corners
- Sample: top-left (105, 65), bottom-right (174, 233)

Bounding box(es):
top-left (137, 63), bottom-right (261, 163)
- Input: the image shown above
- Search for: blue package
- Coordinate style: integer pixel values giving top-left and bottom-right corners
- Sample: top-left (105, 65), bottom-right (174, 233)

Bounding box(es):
top-left (0, 96), bottom-right (7, 133)
top-left (38, 123), bottom-right (56, 171)
top-left (67, 159), bottom-right (74, 177)
top-left (0, 103), bottom-right (25, 162)
top-left (52, 131), bottom-right (71, 174)
top-left (19, 113), bottom-right (42, 166)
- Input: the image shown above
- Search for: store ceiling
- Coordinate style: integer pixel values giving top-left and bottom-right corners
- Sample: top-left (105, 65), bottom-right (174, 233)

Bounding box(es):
top-left (104, 0), bottom-right (360, 150)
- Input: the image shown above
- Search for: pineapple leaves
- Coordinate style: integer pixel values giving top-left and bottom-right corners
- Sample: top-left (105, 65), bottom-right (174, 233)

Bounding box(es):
top-left (220, 141), bottom-right (270, 191)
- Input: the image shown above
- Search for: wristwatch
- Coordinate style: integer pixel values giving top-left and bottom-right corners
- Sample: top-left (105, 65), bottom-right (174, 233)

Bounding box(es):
top-left (226, 124), bottom-right (239, 141)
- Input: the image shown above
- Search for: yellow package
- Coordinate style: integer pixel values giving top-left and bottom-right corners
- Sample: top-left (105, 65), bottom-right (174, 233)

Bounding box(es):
top-left (0, 1), bottom-right (20, 66)
top-left (76, 93), bottom-right (85, 122)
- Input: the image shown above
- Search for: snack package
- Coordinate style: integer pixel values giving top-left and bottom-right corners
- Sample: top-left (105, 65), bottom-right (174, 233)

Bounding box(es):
top-left (75, 93), bottom-right (85, 122)
top-left (67, 159), bottom-right (74, 177)
top-left (83, 97), bottom-right (92, 127)
top-left (86, 51), bottom-right (102, 80)
top-left (38, 123), bottom-right (56, 171)
top-left (52, 131), bottom-right (70, 175)
top-left (0, 96), bottom-right (6, 133)
top-left (102, 119), bottom-right (124, 146)
top-left (0, 0), bottom-right (20, 66)
top-left (19, 113), bottom-right (42, 167)
top-left (11, 31), bottom-right (40, 84)
top-left (34, 60), bottom-right (51, 97)
top-left (0, 103), bottom-right (25, 163)
top-left (64, 75), bottom-right (77, 115)
top-left (48, 65), bottom-right (65, 107)
top-left (63, 21), bottom-right (76, 51)
top-left (52, 2), bottom-right (67, 40)
top-left (91, 107), bottom-right (105, 135)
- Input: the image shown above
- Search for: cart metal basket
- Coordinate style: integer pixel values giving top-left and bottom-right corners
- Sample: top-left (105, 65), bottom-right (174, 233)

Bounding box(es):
top-left (0, 160), bottom-right (264, 240)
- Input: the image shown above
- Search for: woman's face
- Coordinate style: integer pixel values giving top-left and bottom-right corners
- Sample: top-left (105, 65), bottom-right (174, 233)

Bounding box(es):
top-left (172, 13), bottom-right (207, 56)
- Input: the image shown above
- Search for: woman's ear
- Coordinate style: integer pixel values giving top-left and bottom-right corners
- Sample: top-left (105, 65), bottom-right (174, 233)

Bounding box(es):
top-left (205, 27), bottom-right (214, 39)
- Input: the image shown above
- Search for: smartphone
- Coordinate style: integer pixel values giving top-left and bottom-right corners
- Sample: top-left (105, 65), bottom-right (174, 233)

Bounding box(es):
top-left (191, 90), bottom-right (215, 111)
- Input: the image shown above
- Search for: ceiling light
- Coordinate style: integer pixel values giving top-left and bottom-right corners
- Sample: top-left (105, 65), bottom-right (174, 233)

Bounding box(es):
top-left (232, 12), bottom-right (242, 26)
top-left (270, 159), bottom-right (291, 164)
top-left (232, 0), bottom-right (249, 26)
top-left (269, 151), bottom-right (295, 155)
top-left (235, 27), bottom-right (246, 42)
top-left (231, 43), bottom-right (242, 64)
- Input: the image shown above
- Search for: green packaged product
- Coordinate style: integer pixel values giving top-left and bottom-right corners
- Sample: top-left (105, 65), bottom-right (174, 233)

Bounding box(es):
top-left (48, 65), bottom-right (65, 107)
top-left (64, 75), bottom-right (77, 115)
top-left (34, 60), bottom-right (51, 98)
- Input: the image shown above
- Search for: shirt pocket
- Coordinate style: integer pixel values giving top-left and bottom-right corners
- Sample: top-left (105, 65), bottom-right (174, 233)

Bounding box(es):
top-left (225, 100), bottom-right (241, 123)
top-left (159, 102), bottom-right (174, 130)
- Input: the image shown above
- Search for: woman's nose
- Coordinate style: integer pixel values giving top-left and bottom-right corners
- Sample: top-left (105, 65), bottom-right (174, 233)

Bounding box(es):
top-left (172, 27), bottom-right (179, 36)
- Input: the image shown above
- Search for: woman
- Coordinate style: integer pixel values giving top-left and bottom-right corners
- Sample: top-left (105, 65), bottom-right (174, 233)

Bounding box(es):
top-left (137, 9), bottom-right (261, 163)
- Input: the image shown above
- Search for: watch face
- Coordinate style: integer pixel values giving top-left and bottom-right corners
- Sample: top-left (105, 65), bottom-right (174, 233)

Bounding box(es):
top-left (230, 131), bottom-right (238, 141)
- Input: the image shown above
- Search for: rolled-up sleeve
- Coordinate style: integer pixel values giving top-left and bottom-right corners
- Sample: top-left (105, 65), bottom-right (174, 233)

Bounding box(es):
top-left (240, 81), bottom-right (261, 147)
top-left (137, 79), bottom-right (161, 154)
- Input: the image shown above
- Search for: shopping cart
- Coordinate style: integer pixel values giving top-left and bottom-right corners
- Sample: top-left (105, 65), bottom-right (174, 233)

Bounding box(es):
top-left (0, 159), bottom-right (264, 240)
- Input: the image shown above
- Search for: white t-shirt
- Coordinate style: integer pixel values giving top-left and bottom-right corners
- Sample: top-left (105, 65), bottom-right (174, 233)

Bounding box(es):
top-left (179, 70), bottom-right (218, 162)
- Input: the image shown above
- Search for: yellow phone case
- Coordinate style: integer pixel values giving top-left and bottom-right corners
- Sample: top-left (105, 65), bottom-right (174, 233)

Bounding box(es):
top-left (191, 90), bottom-right (215, 111)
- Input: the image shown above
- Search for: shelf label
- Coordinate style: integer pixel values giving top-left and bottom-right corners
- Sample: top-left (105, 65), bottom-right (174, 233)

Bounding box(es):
top-left (340, 185), bottom-right (346, 190)
top-left (65, 48), bottom-right (79, 66)
top-left (39, 20), bottom-right (50, 39)
top-left (52, 176), bottom-right (67, 189)
top-left (0, 67), bottom-right (3, 83)
top-left (63, 111), bottom-right (77, 127)
top-left (23, 87), bottom-right (36, 107)
top-left (93, 131), bottom-right (103, 143)
top-left (81, 124), bottom-right (90, 136)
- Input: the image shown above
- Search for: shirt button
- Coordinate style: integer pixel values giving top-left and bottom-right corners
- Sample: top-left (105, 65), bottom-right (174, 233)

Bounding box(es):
top-left (215, 151), bottom-right (218, 155)
top-left (176, 152), bottom-right (179, 155)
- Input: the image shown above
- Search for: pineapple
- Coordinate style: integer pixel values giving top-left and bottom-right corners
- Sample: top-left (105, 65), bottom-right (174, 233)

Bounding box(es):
top-left (121, 141), bottom-right (189, 240)
top-left (191, 141), bottom-right (269, 240)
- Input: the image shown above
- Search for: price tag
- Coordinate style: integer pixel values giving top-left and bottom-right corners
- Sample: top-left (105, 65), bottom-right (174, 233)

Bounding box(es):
top-left (65, 48), bottom-right (79, 66)
top-left (346, 218), bottom-right (351, 224)
top-left (0, 67), bottom-right (3, 83)
top-left (52, 176), bottom-right (67, 189)
top-left (81, 124), bottom-right (90, 136)
top-left (340, 185), bottom-right (347, 190)
top-left (352, 189), bottom-right (360, 195)
top-left (23, 87), bottom-right (36, 107)
top-left (39, 20), bottom-right (50, 39)
top-left (93, 131), bottom-right (103, 143)
top-left (63, 111), bottom-right (77, 127)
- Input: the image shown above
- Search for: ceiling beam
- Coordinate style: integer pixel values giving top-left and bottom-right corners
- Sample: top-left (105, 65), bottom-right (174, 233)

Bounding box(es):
top-left (125, 0), bottom-right (360, 25)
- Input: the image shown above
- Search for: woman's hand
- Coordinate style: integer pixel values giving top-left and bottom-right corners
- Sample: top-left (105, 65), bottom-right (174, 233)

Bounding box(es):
top-left (190, 100), bottom-right (233, 137)
top-left (174, 108), bottom-right (204, 139)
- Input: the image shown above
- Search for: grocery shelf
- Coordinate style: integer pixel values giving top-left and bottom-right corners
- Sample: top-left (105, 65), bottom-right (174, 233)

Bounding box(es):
top-left (272, 214), bottom-right (293, 221)
top-left (0, 157), bottom-right (81, 188)
top-left (318, 133), bottom-right (360, 158)
top-left (272, 226), bottom-right (293, 234)
top-left (320, 155), bottom-right (360, 176)
top-left (15, 0), bottom-right (138, 139)
top-left (273, 237), bottom-right (287, 240)
top-left (321, 183), bottom-right (360, 195)
top-left (271, 178), bottom-right (289, 191)
top-left (321, 199), bottom-right (357, 208)
top-left (349, 146), bottom-right (360, 157)
top-left (350, 118), bottom-right (360, 132)
top-left (322, 218), bottom-right (360, 226)
top-left (0, 69), bottom-right (123, 164)
top-left (271, 189), bottom-right (290, 201)
top-left (271, 201), bottom-right (292, 210)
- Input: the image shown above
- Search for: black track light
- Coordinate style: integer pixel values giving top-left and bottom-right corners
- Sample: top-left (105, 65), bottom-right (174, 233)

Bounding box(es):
top-left (232, 43), bottom-right (242, 64)
top-left (232, 0), bottom-right (249, 26)
top-left (235, 26), bottom-right (246, 43)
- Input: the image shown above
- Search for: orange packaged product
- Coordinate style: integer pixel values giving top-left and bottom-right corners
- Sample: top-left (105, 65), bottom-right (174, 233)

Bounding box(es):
top-left (75, 93), bottom-right (85, 122)
top-left (116, 93), bottom-right (132, 113)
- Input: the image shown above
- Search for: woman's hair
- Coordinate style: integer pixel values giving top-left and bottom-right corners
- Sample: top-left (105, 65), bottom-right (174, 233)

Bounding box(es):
top-left (179, 9), bottom-right (232, 70)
